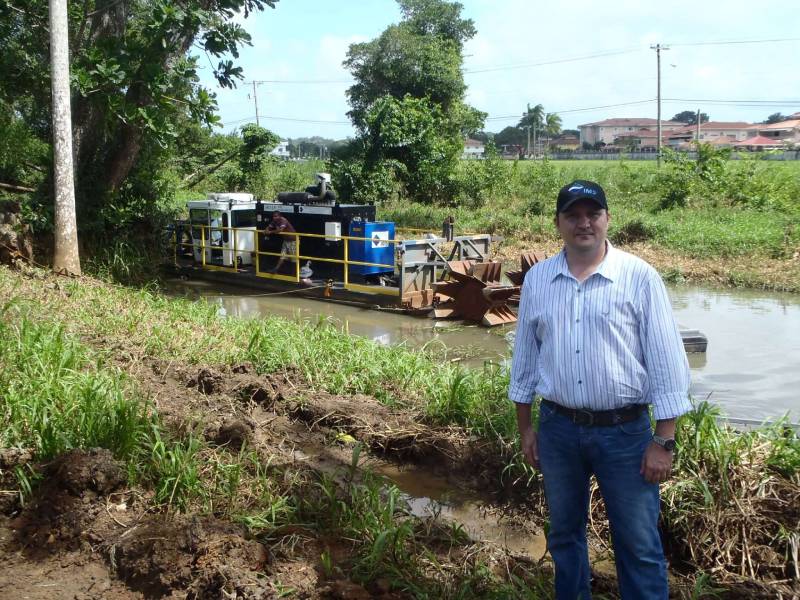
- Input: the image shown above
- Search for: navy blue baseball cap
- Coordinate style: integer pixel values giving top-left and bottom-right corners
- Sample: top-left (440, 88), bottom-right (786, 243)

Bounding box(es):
top-left (556, 180), bottom-right (608, 213)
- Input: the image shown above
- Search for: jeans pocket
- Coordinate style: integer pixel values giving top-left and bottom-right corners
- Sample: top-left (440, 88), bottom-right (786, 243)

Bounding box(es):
top-left (619, 412), bottom-right (652, 436)
top-left (537, 400), bottom-right (557, 426)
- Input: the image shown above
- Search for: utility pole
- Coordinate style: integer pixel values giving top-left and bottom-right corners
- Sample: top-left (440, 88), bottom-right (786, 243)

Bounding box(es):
top-left (524, 125), bottom-right (531, 158)
top-left (251, 81), bottom-right (260, 126)
top-left (696, 108), bottom-right (701, 144)
top-left (49, 0), bottom-right (81, 275)
top-left (650, 43), bottom-right (669, 167)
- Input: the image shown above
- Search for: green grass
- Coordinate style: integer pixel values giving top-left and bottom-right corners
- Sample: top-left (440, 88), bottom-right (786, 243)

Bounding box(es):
top-left (0, 314), bottom-right (153, 461)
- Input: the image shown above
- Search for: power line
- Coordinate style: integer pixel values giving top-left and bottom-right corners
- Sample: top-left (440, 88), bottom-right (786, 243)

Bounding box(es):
top-left (238, 37), bottom-right (800, 85)
top-left (670, 37), bottom-right (800, 48)
top-left (463, 47), bottom-right (641, 75)
top-left (663, 98), bottom-right (800, 105)
top-left (247, 78), bottom-right (352, 85)
top-left (484, 99), bottom-right (656, 121)
top-left (223, 114), bottom-right (350, 127)
top-left (224, 99), bottom-right (659, 128)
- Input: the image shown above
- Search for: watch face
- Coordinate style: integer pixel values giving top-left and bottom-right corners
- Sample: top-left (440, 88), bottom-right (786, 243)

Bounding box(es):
top-left (663, 439), bottom-right (676, 452)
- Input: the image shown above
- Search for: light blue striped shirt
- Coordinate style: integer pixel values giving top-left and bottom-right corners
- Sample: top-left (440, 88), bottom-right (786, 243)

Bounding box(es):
top-left (509, 243), bottom-right (691, 421)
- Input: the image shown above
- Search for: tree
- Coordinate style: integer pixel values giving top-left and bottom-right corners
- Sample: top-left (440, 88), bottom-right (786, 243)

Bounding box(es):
top-left (764, 112), bottom-right (787, 124)
top-left (671, 110), bottom-right (710, 125)
top-left (494, 126), bottom-right (525, 148)
top-left (0, 0), bottom-right (278, 240)
top-left (338, 0), bottom-right (484, 203)
top-left (545, 113), bottom-right (562, 137)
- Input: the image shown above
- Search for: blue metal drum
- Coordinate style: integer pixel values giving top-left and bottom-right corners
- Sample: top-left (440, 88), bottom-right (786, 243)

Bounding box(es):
top-left (348, 221), bottom-right (395, 276)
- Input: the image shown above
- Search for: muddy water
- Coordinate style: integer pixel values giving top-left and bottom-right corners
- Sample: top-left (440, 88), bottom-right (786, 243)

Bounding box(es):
top-left (371, 462), bottom-right (548, 559)
top-left (166, 280), bottom-right (800, 423)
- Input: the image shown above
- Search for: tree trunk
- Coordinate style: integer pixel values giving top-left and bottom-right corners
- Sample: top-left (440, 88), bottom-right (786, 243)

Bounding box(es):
top-left (49, 0), bottom-right (81, 275)
top-left (106, 121), bottom-right (143, 193)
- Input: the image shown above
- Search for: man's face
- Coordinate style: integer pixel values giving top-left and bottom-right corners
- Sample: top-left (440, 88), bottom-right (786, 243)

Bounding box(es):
top-left (555, 199), bottom-right (610, 254)
top-left (271, 213), bottom-right (281, 222)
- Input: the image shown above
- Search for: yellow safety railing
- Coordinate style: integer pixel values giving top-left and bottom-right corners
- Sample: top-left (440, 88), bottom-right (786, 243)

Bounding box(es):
top-left (395, 226), bottom-right (484, 237)
top-left (171, 224), bottom-right (400, 296)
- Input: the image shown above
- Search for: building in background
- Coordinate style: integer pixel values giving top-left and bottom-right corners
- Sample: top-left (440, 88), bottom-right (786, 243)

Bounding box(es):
top-left (269, 140), bottom-right (291, 159)
top-left (578, 118), bottom-right (687, 146)
top-left (462, 138), bottom-right (485, 159)
top-left (696, 122), bottom-right (752, 142)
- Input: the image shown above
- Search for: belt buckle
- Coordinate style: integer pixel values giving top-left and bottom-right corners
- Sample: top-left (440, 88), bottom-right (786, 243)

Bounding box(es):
top-left (575, 409), bottom-right (595, 426)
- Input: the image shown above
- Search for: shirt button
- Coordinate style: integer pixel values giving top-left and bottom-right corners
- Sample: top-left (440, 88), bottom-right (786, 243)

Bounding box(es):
top-left (578, 380), bottom-right (583, 384)
top-left (576, 349), bottom-right (580, 353)
top-left (576, 318), bottom-right (580, 322)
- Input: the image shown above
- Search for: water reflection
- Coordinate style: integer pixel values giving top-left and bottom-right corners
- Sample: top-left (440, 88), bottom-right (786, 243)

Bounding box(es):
top-left (167, 280), bottom-right (799, 422)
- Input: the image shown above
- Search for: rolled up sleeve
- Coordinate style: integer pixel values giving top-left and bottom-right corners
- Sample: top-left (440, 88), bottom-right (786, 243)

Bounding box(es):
top-left (639, 272), bottom-right (692, 420)
top-left (509, 281), bottom-right (540, 405)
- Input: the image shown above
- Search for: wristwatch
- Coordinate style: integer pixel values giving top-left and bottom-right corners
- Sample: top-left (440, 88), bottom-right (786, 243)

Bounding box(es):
top-left (652, 435), bottom-right (676, 452)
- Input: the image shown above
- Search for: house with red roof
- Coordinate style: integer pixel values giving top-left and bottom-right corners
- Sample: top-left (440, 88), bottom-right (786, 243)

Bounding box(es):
top-left (734, 135), bottom-right (787, 151)
top-left (578, 118), bottom-right (687, 146)
top-left (748, 119), bottom-right (800, 147)
top-left (696, 122), bottom-right (752, 143)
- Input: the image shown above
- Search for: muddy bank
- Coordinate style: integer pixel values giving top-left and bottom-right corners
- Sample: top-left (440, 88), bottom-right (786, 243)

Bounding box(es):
top-left (0, 357), bottom-right (537, 599)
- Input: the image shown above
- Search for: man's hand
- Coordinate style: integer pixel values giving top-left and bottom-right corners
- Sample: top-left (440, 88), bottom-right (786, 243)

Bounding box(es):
top-left (520, 428), bottom-right (539, 469)
top-left (640, 442), bottom-right (673, 483)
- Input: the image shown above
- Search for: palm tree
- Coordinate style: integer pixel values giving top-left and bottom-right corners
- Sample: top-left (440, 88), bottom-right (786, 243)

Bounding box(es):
top-left (545, 113), bottom-right (562, 137)
top-left (518, 103), bottom-right (544, 130)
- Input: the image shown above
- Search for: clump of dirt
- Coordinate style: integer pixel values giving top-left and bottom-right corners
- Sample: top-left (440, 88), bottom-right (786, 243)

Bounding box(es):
top-left (111, 515), bottom-right (268, 598)
top-left (211, 417), bottom-right (255, 450)
top-left (187, 367), bottom-right (225, 394)
top-left (6, 448), bottom-right (129, 555)
top-left (49, 448), bottom-right (126, 496)
top-left (284, 392), bottom-right (502, 474)
top-left (0, 447), bottom-right (34, 469)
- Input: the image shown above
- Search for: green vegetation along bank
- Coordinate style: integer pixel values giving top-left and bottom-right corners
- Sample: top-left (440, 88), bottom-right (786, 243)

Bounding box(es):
top-left (0, 264), bottom-right (798, 598)
top-left (381, 156), bottom-right (800, 293)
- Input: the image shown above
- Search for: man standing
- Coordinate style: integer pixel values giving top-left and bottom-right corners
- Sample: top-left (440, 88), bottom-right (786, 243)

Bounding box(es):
top-left (266, 211), bottom-right (297, 273)
top-left (509, 180), bottom-right (691, 599)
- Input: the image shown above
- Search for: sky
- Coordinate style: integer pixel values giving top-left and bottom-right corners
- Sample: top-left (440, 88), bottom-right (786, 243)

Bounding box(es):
top-left (197, 0), bottom-right (800, 140)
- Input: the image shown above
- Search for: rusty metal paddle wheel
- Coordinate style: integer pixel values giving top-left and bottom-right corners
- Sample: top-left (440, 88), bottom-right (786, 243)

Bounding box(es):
top-left (430, 251), bottom-right (547, 327)
top-left (431, 260), bottom-right (517, 326)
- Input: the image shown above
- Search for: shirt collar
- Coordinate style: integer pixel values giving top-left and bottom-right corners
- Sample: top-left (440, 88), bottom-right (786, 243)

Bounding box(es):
top-left (552, 241), bottom-right (619, 283)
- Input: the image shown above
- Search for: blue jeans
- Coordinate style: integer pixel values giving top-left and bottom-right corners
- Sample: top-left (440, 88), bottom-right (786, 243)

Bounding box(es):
top-left (538, 402), bottom-right (668, 600)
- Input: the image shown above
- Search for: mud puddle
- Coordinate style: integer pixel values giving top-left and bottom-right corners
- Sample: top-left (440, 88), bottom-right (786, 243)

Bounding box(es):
top-left (372, 462), bottom-right (548, 559)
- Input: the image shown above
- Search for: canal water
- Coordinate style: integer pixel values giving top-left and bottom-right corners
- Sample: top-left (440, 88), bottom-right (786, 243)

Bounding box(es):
top-left (167, 280), bottom-right (799, 423)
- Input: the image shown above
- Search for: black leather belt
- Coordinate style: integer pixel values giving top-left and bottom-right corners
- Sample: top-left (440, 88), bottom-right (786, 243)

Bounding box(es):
top-left (541, 399), bottom-right (647, 427)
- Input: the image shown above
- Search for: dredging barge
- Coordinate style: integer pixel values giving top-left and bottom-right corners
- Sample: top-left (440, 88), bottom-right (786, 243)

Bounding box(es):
top-left (166, 175), bottom-right (708, 352)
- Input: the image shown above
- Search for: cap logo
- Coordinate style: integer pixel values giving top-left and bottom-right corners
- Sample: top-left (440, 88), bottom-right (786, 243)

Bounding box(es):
top-left (568, 184), bottom-right (597, 196)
